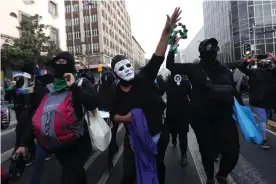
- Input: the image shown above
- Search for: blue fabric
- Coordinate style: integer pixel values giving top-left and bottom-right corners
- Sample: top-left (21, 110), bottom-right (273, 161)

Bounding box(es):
top-left (232, 98), bottom-right (263, 144)
top-left (252, 107), bottom-right (268, 136)
top-left (30, 143), bottom-right (48, 184)
top-left (128, 109), bottom-right (159, 184)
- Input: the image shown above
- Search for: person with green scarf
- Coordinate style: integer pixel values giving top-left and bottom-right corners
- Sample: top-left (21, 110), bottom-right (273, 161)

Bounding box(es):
top-left (16, 51), bottom-right (99, 184)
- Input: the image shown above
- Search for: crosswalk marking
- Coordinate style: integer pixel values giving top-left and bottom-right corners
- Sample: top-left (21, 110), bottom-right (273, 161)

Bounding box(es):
top-left (84, 124), bottom-right (123, 171)
top-left (96, 144), bottom-right (124, 184)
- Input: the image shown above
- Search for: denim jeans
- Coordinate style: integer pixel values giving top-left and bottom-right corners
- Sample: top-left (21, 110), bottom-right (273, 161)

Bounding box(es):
top-left (252, 107), bottom-right (271, 137)
top-left (30, 143), bottom-right (48, 184)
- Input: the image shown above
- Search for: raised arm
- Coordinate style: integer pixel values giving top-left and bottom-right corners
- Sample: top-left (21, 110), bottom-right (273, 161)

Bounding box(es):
top-left (238, 58), bottom-right (255, 76)
top-left (140, 7), bottom-right (182, 82)
top-left (166, 49), bottom-right (195, 74)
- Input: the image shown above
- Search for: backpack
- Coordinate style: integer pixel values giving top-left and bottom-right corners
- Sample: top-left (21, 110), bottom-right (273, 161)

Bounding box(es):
top-left (32, 80), bottom-right (84, 151)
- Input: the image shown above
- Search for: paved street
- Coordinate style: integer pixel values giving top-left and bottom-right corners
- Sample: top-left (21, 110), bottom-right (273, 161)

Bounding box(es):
top-left (1, 96), bottom-right (276, 184)
top-left (1, 122), bottom-right (276, 184)
top-left (1, 110), bottom-right (17, 158)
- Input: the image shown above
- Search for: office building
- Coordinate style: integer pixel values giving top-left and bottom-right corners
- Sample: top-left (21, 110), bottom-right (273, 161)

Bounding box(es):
top-left (132, 36), bottom-right (145, 66)
top-left (0, 0), bottom-right (66, 50)
top-left (64, 0), bottom-right (134, 67)
top-left (175, 26), bottom-right (205, 63)
top-left (203, 1), bottom-right (276, 63)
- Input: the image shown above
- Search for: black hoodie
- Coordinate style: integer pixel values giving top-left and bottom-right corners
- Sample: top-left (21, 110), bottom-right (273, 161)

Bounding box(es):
top-left (166, 50), bottom-right (243, 119)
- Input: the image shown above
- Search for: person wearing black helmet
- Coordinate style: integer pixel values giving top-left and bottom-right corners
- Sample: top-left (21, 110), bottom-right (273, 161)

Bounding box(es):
top-left (167, 38), bottom-right (241, 184)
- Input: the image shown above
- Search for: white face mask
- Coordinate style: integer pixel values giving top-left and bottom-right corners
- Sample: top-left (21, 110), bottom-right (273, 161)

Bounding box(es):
top-left (114, 59), bottom-right (135, 81)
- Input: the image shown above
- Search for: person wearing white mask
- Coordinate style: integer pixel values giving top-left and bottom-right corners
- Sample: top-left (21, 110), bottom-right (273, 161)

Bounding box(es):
top-left (110, 7), bottom-right (182, 184)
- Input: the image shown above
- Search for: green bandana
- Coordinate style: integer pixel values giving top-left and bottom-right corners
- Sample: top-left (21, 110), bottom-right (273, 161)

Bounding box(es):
top-left (53, 73), bottom-right (77, 91)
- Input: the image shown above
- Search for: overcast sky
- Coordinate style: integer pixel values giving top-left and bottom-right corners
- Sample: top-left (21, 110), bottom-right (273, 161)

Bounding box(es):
top-left (125, 0), bottom-right (204, 58)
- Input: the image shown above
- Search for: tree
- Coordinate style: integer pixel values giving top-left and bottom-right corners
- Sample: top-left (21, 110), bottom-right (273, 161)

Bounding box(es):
top-left (1, 14), bottom-right (61, 69)
top-left (132, 60), bottom-right (144, 71)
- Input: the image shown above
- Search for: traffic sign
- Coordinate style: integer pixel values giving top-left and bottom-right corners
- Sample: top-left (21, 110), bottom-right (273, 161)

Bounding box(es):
top-left (97, 65), bottom-right (103, 72)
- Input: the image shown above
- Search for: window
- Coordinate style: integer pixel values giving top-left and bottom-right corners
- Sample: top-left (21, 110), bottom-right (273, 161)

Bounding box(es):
top-left (68, 46), bottom-right (73, 52)
top-left (50, 27), bottom-right (59, 46)
top-left (76, 45), bottom-right (81, 53)
top-left (66, 19), bottom-right (72, 26)
top-left (84, 16), bottom-right (89, 23)
top-left (264, 4), bottom-right (272, 16)
top-left (66, 32), bottom-right (73, 40)
top-left (86, 44), bottom-right (91, 51)
top-left (66, 5), bottom-right (71, 13)
top-left (85, 30), bottom-right (90, 37)
top-left (74, 31), bottom-right (80, 39)
top-left (92, 15), bottom-right (97, 22)
top-left (72, 4), bottom-right (79, 12)
top-left (273, 9), bottom-right (276, 16)
top-left (255, 5), bottom-right (263, 17)
top-left (73, 18), bottom-right (79, 25)
top-left (90, 15), bottom-right (97, 22)
top-left (48, 1), bottom-right (57, 16)
top-left (91, 29), bottom-right (98, 36)
top-left (93, 43), bottom-right (99, 51)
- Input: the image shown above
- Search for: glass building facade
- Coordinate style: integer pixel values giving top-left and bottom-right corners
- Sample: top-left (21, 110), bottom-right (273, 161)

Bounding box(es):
top-left (203, 1), bottom-right (276, 63)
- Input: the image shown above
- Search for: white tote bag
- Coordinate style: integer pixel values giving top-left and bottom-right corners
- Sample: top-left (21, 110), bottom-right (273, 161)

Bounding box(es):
top-left (77, 78), bottom-right (111, 151)
top-left (85, 109), bottom-right (112, 152)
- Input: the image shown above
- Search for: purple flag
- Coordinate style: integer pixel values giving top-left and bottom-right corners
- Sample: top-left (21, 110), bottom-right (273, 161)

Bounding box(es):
top-left (128, 109), bottom-right (159, 184)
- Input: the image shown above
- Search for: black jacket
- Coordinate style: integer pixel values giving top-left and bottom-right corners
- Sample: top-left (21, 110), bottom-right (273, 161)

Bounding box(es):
top-left (239, 62), bottom-right (276, 108)
top-left (19, 77), bottom-right (99, 147)
top-left (97, 81), bottom-right (117, 112)
top-left (166, 51), bottom-right (243, 119)
top-left (110, 54), bottom-right (166, 136)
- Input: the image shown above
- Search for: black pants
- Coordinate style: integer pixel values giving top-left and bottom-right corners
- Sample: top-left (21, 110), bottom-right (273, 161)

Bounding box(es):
top-left (171, 131), bottom-right (188, 154)
top-left (167, 114), bottom-right (189, 154)
top-left (191, 117), bottom-right (239, 180)
top-left (14, 108), bottom-right (35, 157)
top-left (55, 136), bottom-right (92, 184)
top-left (120, 129), bottom-right (169, 184)
top-left (108, 121), bottom-right (119, 163)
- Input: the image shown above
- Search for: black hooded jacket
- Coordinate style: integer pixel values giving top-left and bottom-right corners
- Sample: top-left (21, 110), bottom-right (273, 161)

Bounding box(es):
top-left (166, 50), bottom-right (243, 119)
top-left (239, 61), bottom-right (276, 108)
top-left (97, 71), bottom-right (117, 111)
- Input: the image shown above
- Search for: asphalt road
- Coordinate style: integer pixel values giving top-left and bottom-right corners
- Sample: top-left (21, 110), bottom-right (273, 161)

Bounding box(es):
top-left (1, 124), bottom-right (276, 184)
top-left (1, 110), bottom-right (17, 153)
top-left (1, 96), bottom-right (276, 184)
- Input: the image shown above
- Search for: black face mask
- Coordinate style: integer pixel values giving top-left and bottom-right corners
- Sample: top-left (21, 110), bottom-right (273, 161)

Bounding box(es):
top-left (53, 64), bottom-right (75, 78)
top-left (201, 51), bottom-right (218, 61)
